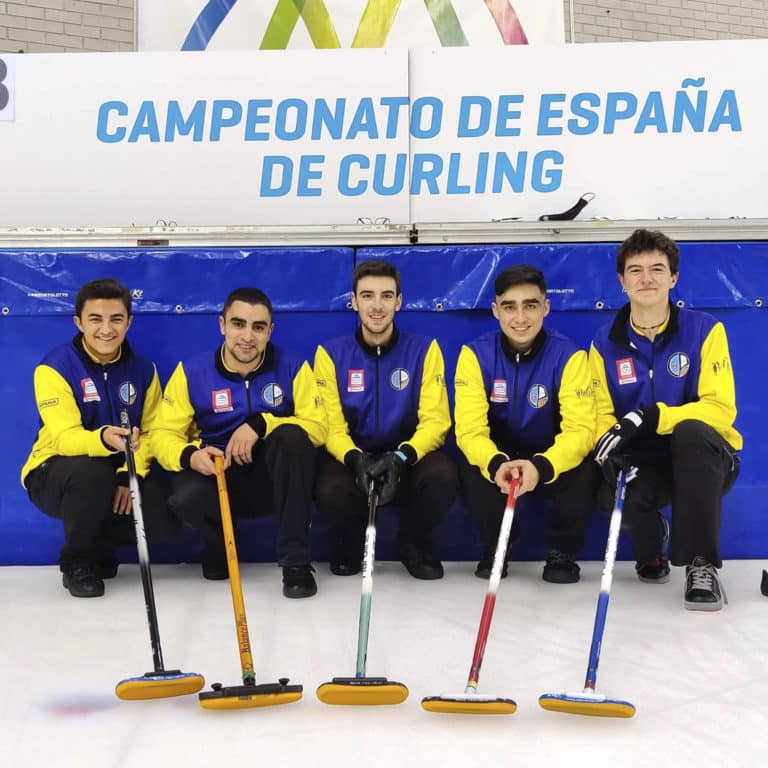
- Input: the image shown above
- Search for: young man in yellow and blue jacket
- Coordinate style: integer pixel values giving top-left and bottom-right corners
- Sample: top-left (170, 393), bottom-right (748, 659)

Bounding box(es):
top-left (21, 278), bottom-right (170, 598)
top-left (313, 260), bottom-right (457, 580)
top-left (151, 287), bottom-right (327, 599)
top-left (455, 265), bottom-right (597, 583)
top-left (590, 228), bottom-right (741, 611)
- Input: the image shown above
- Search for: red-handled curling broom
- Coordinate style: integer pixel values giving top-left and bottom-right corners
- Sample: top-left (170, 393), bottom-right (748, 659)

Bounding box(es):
top-left (421, 479), bottom-right (520, 715)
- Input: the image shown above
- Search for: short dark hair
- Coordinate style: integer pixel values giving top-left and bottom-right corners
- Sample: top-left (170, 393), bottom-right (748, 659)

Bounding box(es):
top-left (222, 287), bottom-right (273, 319)
top-left (494, 265), bottom-right (547, 297)
top-left (352, 259), bottom-right (401, 295)
top-left (616, 228), bottom-right (680, 275)
top-left (75, 278), bottom-right (132, 317)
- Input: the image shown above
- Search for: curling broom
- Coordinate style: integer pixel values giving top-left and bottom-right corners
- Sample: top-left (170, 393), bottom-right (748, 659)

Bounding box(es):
top-left (316, 480), bottom-right (408, 705)
top-left (115, 410), bottom-right (205, 700)
top-left (421, 479), bottom-right (520, 715)
top-left (539, 467), bottom-right (636, 718)
top-left (198, 456), bottom-right (302, 710)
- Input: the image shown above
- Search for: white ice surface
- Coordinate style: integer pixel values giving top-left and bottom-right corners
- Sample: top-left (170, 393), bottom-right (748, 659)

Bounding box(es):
top-left (2, 560), bottom-right (766, 767)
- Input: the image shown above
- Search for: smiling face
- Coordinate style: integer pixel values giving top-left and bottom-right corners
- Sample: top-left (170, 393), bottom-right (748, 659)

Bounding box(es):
top-left (218, 300), bottom-right (273, 374)
top-left (73, 298), bottom-right (132, 363)
top-left (351, 274), bottom-right (402, 345)
top-left (619, 250), bottom-right (678, 312)
top-left (492, 283), bottom-right (550, 353)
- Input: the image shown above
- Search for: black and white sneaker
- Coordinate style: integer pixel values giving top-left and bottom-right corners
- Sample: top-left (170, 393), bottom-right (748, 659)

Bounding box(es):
top-left (684, 556), bottom-right (726, 612)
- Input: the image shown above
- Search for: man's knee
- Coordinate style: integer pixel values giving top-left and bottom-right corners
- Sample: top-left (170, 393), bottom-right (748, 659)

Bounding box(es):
top-left (267, 424), bottom-right (313, 458)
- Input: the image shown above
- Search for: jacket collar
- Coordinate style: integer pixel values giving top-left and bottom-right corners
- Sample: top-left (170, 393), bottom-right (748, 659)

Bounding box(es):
top-left (608, 301), bottom-right (680, 346)
top-left (500, 327), bottom-right (548, 363)
top-left (354, 324), bottom-right (400, 357)
top-left (214, 342), bottom-right (275, 381)
top-left (73, 333), bottom-right (132, 366)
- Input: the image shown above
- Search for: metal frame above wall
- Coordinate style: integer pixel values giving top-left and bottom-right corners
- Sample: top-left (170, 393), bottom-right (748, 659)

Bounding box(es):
top-left (0, 219), bottom-right (767, 249)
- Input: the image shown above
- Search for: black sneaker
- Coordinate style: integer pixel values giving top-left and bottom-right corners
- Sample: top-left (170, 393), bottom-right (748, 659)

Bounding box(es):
top-left (684, 556), bottom-right (726, 611)
top-left (202, 560), bottom-right (229, 580)
top-left (329, 536), bottom-right (362, 576)
top-left (474, 555), bottom-right (508, 580)
top-left (62, 566), bottom-right (105, 598)
top-left (636, 516), bottom-right (671, 583)
top-left (94, 559), bottom-right (119, 579)
top-left (542, 550), bottom-right (580, 584)
top-left (399, 541), bottom-right (444, 580)
top-left (282, 565), bottom-right (317, 598)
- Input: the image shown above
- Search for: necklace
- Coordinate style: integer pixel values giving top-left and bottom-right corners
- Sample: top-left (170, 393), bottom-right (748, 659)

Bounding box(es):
top-left (631, 309), bottom-right (669, 331)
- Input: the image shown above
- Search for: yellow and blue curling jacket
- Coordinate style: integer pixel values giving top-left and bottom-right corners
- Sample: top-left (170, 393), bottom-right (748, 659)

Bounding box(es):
top-left (590, 303), bottom-right (742, 450)
top-left (21, 335), bottom-right (161, 486)
top-left (455, 329), bottom-right (595, 484)
top-left (152, 343), bottom-right (327, 472)
top-left (313, 326), bottom-right (450, 465)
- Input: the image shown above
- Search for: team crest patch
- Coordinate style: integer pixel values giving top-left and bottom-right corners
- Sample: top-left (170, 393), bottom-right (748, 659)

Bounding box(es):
top-left (119, 381), bottom-right (137, 405)
top-left (528, 384), bottom-right (549, 409)
top-left (262, 383), bottom-right (284, 407)
top-left (616, 358), bottom-right (637, 385)
top-left (348, 369), bottom-right (365, 392)
top-left (80, 377), bottom-right (100, 403)
top-left (211, 388), bottom-right (233, 413)
top-left (490, 379), bottom-right (508, 403)
top-left (667, 352), bottom-right (690, 378)
top-left (389, 368), bottom-right (410, 391)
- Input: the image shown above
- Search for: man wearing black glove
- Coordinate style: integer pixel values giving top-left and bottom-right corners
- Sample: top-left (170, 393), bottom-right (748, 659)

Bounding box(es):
top-left (314, 260), bottom-right (457, 579)
top-left (590, 229), bottom-right (741, 611)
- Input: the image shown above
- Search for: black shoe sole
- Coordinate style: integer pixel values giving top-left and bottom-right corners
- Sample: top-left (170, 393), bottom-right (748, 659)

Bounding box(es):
top-left (282, 584), bottom-right (318, 598)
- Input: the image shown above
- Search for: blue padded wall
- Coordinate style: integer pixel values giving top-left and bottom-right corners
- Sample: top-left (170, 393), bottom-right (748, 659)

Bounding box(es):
top-left (1, 240), bottom-right (765, 565)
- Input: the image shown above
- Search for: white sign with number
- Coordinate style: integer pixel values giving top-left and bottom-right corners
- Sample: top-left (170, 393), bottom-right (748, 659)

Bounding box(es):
top-left (0, 55), bottom-right (15, 121)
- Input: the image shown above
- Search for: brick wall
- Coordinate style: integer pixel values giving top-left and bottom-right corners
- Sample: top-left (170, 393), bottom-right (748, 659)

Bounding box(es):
top-left (0, 0), bottom-right (133, 53)
top-left (564, 0), bottom-right (768, 42)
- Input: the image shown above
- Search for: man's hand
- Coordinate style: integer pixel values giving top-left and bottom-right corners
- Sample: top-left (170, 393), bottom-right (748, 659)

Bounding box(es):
top-left (190, 446), bottom-right (225, 476)
top-left (369, 451), bottom-right (408, 505)
top-left (346, 451), bottom-right (378, 496)
top-left (594, 408), bottom-right (650, 464)
top-left (494, 459), bottom-right (539, 496)
top-left (103, 425), bottom-right (139, 452)
top-left (225, 423), bottom-right (259, 467)
top-left (112, 485), bottom-right (132, 515)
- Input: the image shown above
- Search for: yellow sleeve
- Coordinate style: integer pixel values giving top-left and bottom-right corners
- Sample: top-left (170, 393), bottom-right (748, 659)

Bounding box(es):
top-left (454, 345), bottom-right (505, 480)
top-left (657, 322), bottom-right (742, 449)
top-left (33, 364), bottom-right (115, 457)
top-left (401, 339), bottom-right (451, 460)
top-left (150, 362), bottom-right (200, 472)
top-left (536, 350), bottom-right (595, 481)
top-left (589, 342), bottom-right (619, 443)
top-left (262, 360), bottom-right (328, 447)
top-left (314, 345), bottom-right (357, 463)
top-left (131, 368), bottom-right (162, 477)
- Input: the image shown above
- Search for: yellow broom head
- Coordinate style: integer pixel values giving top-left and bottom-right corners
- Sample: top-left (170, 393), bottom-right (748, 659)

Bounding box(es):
top-left (316, 677), bottom-right (408, 706)
top-left (421, 694), bottom-right (516, 715)
top-left (115, 672), bottom-right (205, 700)
top-left (538, 692), bottom-right (636, 718)
top-left (199, 681), bottom-right (302, 710)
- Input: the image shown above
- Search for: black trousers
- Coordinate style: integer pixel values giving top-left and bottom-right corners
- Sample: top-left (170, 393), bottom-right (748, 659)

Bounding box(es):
top-left (26, 455), bottom-right (172, 571)
top-left (596, 420), bottom-right (740, 568)
top-left (460, 455), bottom-right (600, 557)
top-left (168, 424), bottom-right (315, 567)
top-left (314, 449), bottom-right (458, 551)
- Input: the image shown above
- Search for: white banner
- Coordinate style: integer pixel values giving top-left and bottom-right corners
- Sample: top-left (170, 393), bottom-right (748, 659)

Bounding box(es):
top-left (138, 0), bottom-right (564, 51)
top-left (0, 54), bottom-right (16, 121)
top-left (0, 41), bottom-right (765, 227)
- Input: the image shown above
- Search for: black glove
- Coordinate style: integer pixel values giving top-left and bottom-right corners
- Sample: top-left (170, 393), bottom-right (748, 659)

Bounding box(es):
top-left (368, 451), bottom-right (408, 505)
top-left (600, 455), bottom-right (637, 488)
top-left (345, 450), bottom-right (378, 496)
top-left (594, 407), bottom-right (658, 465)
